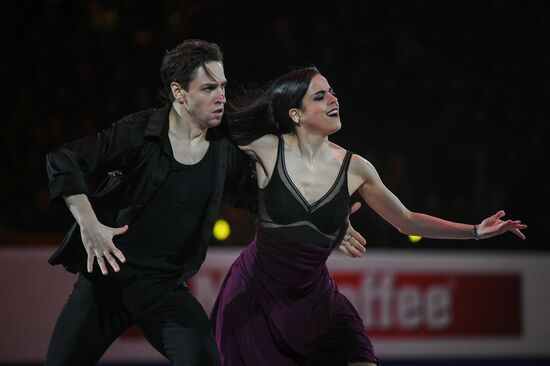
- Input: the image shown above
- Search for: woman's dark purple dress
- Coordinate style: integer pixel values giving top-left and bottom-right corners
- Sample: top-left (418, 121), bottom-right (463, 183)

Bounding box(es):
top-left (211, 137), bottom-right (378, 365)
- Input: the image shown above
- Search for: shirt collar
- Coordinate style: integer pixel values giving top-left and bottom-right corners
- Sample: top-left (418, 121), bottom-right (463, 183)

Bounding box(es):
top-left (143, 104), bottom-right (172, 140)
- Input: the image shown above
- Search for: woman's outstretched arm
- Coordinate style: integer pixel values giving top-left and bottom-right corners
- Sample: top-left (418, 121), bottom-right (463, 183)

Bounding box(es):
top-left (350, 154), bottom-right (527, 241)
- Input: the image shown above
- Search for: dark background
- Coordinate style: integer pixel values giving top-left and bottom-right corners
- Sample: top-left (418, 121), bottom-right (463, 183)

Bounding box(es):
top-left (2, 0), bottom-right (547, 250)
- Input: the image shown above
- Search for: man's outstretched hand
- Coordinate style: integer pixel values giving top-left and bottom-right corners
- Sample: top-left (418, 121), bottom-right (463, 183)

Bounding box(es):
top-left (80, 221), bottom-right (128, 275)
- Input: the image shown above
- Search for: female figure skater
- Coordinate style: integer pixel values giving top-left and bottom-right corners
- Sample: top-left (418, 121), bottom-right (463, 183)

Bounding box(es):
top-left (211, 67), bottom-right (526, 366)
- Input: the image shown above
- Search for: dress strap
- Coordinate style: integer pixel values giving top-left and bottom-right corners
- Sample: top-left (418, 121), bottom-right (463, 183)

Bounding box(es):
top-left (276, 135), bottom-right (284, 168)
top-left (342, 151), bottom-right (353, 176)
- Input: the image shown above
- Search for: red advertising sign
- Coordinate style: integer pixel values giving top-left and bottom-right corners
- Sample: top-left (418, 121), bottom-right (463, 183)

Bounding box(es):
top-left (123, 268), bottom-right (521, 339)
top-left (334, 271), bottom-right (521, 337)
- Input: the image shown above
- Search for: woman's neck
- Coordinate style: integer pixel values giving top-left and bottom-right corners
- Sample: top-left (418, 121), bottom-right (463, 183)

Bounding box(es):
top-left (289, 131), bottom-right (330, 164)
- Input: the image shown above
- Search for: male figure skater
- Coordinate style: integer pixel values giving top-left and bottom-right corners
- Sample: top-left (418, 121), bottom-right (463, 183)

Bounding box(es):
top-left (45, 39), bottom-right (245, 366)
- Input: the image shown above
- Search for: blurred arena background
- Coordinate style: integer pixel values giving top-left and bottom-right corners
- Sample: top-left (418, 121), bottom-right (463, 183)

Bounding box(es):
top-left (1, 1), bottom-right (548, 365)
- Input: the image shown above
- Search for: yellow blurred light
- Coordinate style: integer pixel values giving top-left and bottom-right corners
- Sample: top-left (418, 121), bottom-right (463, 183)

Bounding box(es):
top-left (213, 219), bottom-right (231, 240)
top-left (408, 235), bottom-right (422, 243)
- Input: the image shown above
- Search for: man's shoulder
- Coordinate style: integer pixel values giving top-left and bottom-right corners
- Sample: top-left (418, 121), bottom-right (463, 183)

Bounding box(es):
top-left (116, 108), bottom-right (159, 126)
top-left (212, 136), bottom-right (239, 153)
top-left (111, 105), bottom-right (170, 139)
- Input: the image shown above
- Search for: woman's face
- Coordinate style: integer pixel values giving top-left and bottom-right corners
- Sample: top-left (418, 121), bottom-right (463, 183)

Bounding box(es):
top-left (299, 74), bottom-right (341, 135)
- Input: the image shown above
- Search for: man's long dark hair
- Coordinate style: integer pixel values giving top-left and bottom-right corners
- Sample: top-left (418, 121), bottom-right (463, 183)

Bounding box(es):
top-left (227, 67), bottom-right (320, 145)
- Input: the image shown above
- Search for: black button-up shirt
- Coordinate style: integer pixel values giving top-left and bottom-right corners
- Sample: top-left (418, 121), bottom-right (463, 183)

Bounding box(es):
top-left (46, 104), bottom-right (255, 280)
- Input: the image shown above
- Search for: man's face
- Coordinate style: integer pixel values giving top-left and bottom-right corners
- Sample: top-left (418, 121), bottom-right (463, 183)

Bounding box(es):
top-left (181, 61), bottom-right (227, 128)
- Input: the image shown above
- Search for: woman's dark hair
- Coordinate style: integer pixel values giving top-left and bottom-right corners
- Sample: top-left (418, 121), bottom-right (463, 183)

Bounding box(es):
top-left (160, 39), bottom-right (223, 103)
top-left (227, 67), bottom-right (320, 145)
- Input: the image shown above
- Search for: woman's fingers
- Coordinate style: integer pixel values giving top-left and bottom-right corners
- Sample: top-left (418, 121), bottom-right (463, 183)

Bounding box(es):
top-left (511, 228), bottom-right (526, 240)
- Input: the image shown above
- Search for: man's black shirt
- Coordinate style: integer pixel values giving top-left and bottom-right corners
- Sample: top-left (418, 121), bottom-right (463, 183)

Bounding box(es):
top-left (46, 105), bottom-right (255, 281)
top-left (115, 141), bottom-right (216, 279)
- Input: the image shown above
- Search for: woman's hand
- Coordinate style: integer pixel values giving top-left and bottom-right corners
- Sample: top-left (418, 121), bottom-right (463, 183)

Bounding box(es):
top-left (477, 210), bottom-right (527, 240)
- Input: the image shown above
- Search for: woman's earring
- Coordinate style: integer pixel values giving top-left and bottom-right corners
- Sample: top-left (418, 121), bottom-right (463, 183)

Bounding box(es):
top-left (297, 117), bottom-right (303, 127)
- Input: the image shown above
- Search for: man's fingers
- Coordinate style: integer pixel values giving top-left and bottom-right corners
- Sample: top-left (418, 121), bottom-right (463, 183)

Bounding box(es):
top-left (339, 239), bottom-right (363, 257)
top-left (339, 244), bottom-right (360, 258)
top-left (348, 202), bottom-right (362, 216)
top-left (95, 256), bottom-right (109, 275)
top-left (339, 244), bottom-right (353, 257)
top-left (93, 250), bottom-right (109, 275)
top-left (113, 225), bottom-right (129, 236)
top-left (111, 248), bottom-right (126, 264)
top-left (346, 243), bottom-right (364, 257)
top-left (348, 238), bottom-right (366, 253)
top-left (350, 230), bottom-right (366, 246)
top-left (87, 254), bottom-right (94, 273)
top-left (103, 252), bottom-right (120, 272)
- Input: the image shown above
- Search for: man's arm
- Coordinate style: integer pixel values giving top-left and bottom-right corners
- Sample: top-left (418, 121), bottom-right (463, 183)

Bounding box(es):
top-left (64, 194), bottom-right (128, 275)
top-left (47, 119), bottom-right (138, 273)
top-left (224, 142), bottom-right (258, 213)
top-left (47, 120), bottom-right (135, 201)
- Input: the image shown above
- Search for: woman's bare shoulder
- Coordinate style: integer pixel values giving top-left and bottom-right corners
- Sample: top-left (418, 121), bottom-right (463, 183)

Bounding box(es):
top-left (239, 134), bottom-right (278, 152)
top-left (348, 152), bottom-right (379, 180)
